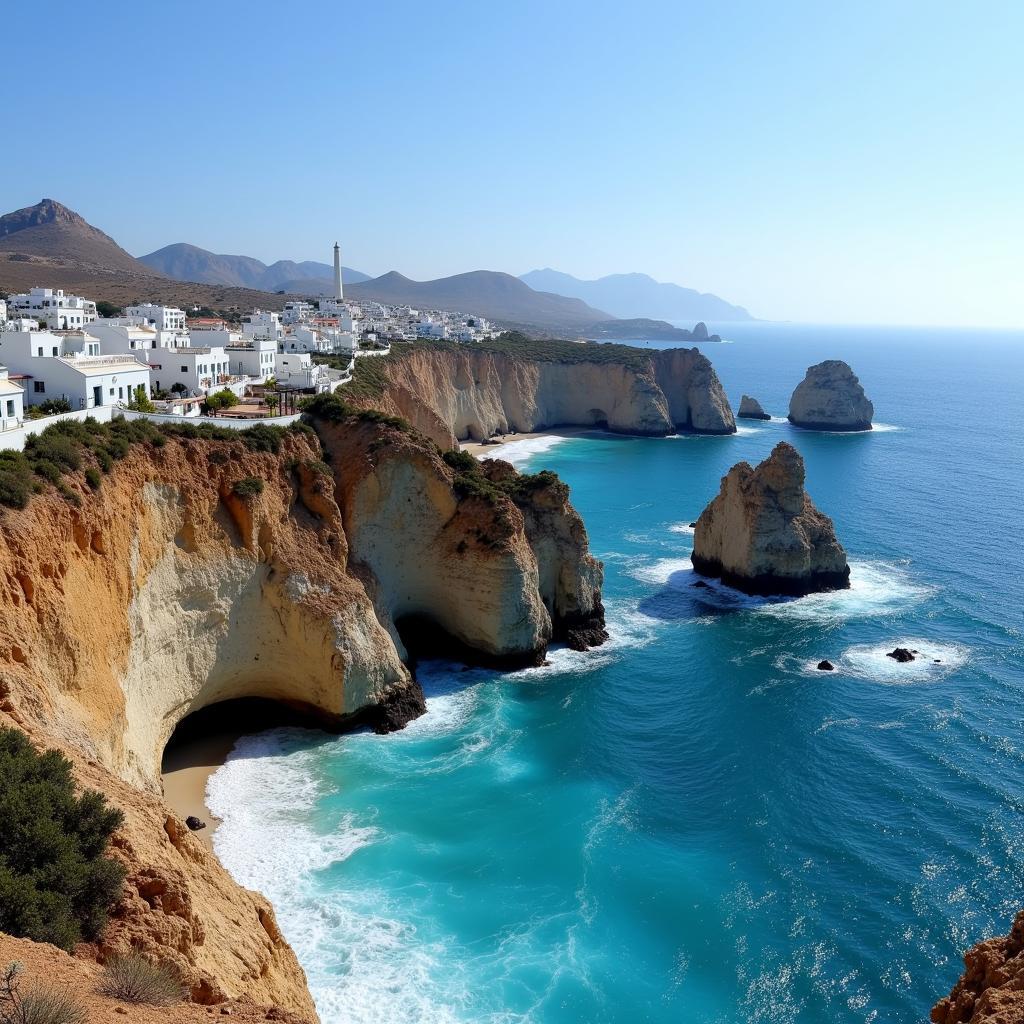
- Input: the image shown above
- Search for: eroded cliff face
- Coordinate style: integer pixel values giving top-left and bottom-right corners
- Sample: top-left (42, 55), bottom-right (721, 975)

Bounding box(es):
top-left (0, 416), bottom-right (603, 1016)
top-left (357, 345), bottom-right (735, 446)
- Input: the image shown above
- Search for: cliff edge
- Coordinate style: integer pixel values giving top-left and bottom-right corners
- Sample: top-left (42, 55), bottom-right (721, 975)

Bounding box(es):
top-left (0, 409), bottom-right (604, 1016)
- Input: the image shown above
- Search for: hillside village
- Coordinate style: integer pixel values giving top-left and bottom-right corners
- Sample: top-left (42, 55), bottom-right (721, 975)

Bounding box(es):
top-left (0, 249), bottom-right (495, 450)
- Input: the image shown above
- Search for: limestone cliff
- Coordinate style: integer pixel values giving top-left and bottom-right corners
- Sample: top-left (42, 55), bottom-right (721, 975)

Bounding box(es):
top-left (691, 441), bottom-right (850, 596)
top-left (348, 342), bottom-right (735, 446)
top-left (0, 413), bottom-right (603, 1015)
top-left (788, 359), bottom-right (874, 431)
top-left (933, 913), bottom-right (1024, 1023)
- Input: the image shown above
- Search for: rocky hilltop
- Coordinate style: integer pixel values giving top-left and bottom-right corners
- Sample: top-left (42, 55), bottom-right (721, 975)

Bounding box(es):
top-left (691, 441), bottom-right (850, 596)
top-left (0, 405), bottom-right (603, 1017)
top-left (344, 337), bottom-right (735, 445)
top-left (738, 394), bottom-right (770, 419)
top-left (788, 359), bottom-right (874, 431)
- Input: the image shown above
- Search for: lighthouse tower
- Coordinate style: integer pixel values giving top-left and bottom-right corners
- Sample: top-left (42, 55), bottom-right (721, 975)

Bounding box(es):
top-left (333, 242), bottom-right (343, 301)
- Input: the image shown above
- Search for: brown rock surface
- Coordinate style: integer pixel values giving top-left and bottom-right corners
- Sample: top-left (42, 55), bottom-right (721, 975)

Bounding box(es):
top-left (933, 912), bottom-right (1024, 1023)
top-left (352, 344), bottom-right (735, 446)
top-left (692, 441), bottom-right (850, 596)
top-left (0, 415), bottom-right (603, 1015)
top-left (788, 359), bottom-right (874, 431)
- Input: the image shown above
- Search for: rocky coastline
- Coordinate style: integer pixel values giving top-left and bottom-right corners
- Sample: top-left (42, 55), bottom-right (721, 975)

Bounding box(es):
top-left (0, 405), bottom-right (604, 1018)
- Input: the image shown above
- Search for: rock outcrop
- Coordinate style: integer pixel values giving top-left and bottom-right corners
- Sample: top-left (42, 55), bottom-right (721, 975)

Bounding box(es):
top-left (350, 342), bottom-right (735, 446)
top-left (0, 413), bottom-right (603, 1016)
top-left (738, 395), bottom-right (770, 420)
top-left (691, 441), bottom-right (851, 596)
top-left (933, 912), bottom-right (1024, 1023)
top-left (788, 360), bottom-right (874, 431)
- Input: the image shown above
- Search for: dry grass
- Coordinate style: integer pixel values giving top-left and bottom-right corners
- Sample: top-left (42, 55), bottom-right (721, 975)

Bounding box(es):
top-left (99, 954), bottom-right (184, 1006)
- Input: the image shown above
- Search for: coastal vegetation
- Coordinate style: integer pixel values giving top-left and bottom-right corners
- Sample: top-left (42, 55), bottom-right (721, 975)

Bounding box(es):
top-left (99, 954), bottom-right (184, 1006)
top-left (1, 963), bottom-right (86, 1024)
top-left (0, 729), bottom-right (125, 951)
top-left (0, 416), bottom-right (302, 511)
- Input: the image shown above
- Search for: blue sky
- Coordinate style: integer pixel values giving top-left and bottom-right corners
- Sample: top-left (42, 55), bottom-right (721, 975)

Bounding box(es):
top-left (3, 0), bottom-right (1022, 325)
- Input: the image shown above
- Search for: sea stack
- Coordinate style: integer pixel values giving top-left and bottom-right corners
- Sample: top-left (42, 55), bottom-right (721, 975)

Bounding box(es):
top-left (691, 442), bottom-right (851, 596)
top-left (788, 360), bottom-right (874, 431)
top-left (738, 395), bottom-right (770, 420)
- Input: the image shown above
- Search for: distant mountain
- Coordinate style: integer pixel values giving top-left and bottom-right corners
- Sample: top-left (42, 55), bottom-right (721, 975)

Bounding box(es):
top-left (0, 199), bottom-right (158, 277)
top-left (348, 271), bottom-right (612, 330)
top-left (519, 269), bottom-right (752, 322)
top-left (138, 243), bottom-right (370, 294)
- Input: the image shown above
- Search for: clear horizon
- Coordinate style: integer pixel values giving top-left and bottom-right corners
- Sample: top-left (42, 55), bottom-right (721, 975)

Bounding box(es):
top-left (4, 0), bottom-right (1022, 328)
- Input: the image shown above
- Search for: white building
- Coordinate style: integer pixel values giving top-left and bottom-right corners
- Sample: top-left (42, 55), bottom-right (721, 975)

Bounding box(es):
top-left (274, 352), bottom-right (330, 392)
top-left (225, 339), bottom-right (277, 383)
top-left (0, 367), bottom-right (25, 433)
top-left (152, 346), bottom-right (233, 397)
top-left (281, 300), bottom-right (314, 324)
top-left (416, 319), bottom-right (448, 339)
top-left (0, 330), bottom-right (151, 410)
top-left (6, 288), bottom-right (97, 330)
top-left (125, 303), bottom-right (187, 332)
top-left (0, 300), bottom-right (7, 325)
top-left (241, 311), bottom-right (283, 342)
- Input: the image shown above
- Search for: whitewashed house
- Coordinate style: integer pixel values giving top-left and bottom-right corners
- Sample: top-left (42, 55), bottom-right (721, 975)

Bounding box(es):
top-left (281, 300), bottom-right (314, 324)
top-left (242, 311), bottom-right (284, 342)
top-left (154, 346), bottom-right (234, 397)
top-left (0, 300), bottom-right (7, 325)
top-left (0, 367), bottom-right (25, 432)
top-left (274, 352), bottom-right (330, 392)
top-left (125, 303), bottom-right (187, 332)
top-left (225, 339), bottom-right (277, 383)
top-left (6, 288), bottom-right (98, 330)
top-left (0, 329), bottom-right (151, 409)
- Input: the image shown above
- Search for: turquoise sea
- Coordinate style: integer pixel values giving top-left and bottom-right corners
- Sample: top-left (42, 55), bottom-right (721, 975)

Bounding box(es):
top-left (207, 323), bottom-right (1024, 1023)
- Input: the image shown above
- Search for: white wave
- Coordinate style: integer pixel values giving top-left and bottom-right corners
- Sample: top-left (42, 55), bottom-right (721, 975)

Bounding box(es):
top-left (870, 422), bottom-right (902, 432)
top-left (208, 731), bottom-right (472, 1023)
top-left (478, 434), bottom-right (570, 468)
top-left (734, 424), bottom-right (763, 435)
top-left (757, 561), bottom-right (931, 623)
top-left (840, 640), bottom-right (969, 684)
top-left (628, 556), bottom-right (695, 585)
top-left (667, 522), bottom-right (696, 535)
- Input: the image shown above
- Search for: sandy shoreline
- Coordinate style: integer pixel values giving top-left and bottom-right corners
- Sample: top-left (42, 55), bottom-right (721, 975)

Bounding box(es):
top-left (161, 731), bottom-right (242, 852)
top-left (459, 426), bottom-right (592, 460)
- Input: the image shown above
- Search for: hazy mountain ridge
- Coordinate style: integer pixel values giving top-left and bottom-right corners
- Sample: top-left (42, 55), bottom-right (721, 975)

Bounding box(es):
top-left (139, 242), bottom-right (370, 294)
top-left (520, 268), bottom-right (753, 321)
top-left (348, 270), bottom-right (613, 328)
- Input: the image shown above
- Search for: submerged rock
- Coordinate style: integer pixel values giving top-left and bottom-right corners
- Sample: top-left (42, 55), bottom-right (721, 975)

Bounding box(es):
top-left (738, 395), bottom-right (771, 420)
top-left (185, 816), bottom-right (207, 832)
top-left (788, 360), bottom-right (874, 431)
top-left (886, 647), bottom-right (916, 663)
top-left (691, 441), bottom-right (851, 597)
top-left (817, 660), bottom-right (835, 671)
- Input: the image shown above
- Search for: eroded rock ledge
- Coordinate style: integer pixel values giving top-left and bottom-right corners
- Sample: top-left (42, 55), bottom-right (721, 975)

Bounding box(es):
top-left (343, 340), bottom-right (736, 445)
top-left (691, 441), bottom-right (850, 596)
top-left (0, 411), bottom-right (604, 1018)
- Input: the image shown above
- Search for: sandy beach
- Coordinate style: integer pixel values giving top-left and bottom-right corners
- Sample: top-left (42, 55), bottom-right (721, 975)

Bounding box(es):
top-left (161, 731), bottom-right (241, 852)
top-left (459, 427), bottom-right (592, 463)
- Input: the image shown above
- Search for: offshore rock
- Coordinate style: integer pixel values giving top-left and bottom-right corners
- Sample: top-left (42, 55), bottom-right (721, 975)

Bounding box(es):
top-left (817, 660), bottom-right (835, 671)
top-left (887, 647), bottom-right (915, 663)
top-left (738, 395), bottom-right (771, 420)
top-left (788, 360), bottom-right (874, 431)
top-left (691, 441), bottom-right (851, 596)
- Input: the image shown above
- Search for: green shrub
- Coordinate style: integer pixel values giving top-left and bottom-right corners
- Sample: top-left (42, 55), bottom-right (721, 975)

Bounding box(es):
top-left (56, 484), bottom-right (80, 507)
top-left (126, 385), bottom-right (155, 413)
top-left (98, 954), bottom-right (184, 1006)
top-left (0, 453), bottom-right (34, 509)
top-left (25, 434), bottom-right (81, 471)
top-left (35, 398), bottom-right (72, 417)
top-left (239, 423), bottom-right (286, 454)
top-left (0, 729), bottom-right (126, 951)
top-left (31, 460), bottom-right (61, 485)
top-left (231, 477), bottom-right (264, 499)
top-left (0, 963), bottom-right (87, 1024)
top-left (442, 450), bottom-right (478, 474)
top-left (84, 468), bottom-right (101, 491)
top-left (96, 449), bottom-right (113, 473)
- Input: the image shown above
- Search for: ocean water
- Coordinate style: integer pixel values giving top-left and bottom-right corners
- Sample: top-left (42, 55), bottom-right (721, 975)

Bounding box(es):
top-left (207, 323), bottom-right (1024, 1023)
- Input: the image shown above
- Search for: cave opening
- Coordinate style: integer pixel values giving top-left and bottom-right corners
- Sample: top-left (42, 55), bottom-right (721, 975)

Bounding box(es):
top-left (589, 408), bottom-right (610, 428)
top-left (395, 613), bottom-right (543, 671)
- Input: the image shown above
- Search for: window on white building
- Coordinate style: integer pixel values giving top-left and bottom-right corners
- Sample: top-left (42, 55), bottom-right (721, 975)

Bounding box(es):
top-left (5, 401), bottom-right (14, 417)
top-left (34, 382), bottom-right (45, 393)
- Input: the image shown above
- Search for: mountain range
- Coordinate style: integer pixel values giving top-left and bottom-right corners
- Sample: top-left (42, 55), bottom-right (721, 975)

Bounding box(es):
top-left (138, 243), bottom-right (370, 295)
top-left (0, 200), bottom-right (742, 338)
top-left (520, 269), bottom-right (752, 321)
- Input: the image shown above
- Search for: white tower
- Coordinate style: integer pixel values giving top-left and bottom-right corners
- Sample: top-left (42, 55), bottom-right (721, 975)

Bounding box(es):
top-left (333, 242), bottom-right (343, 301)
